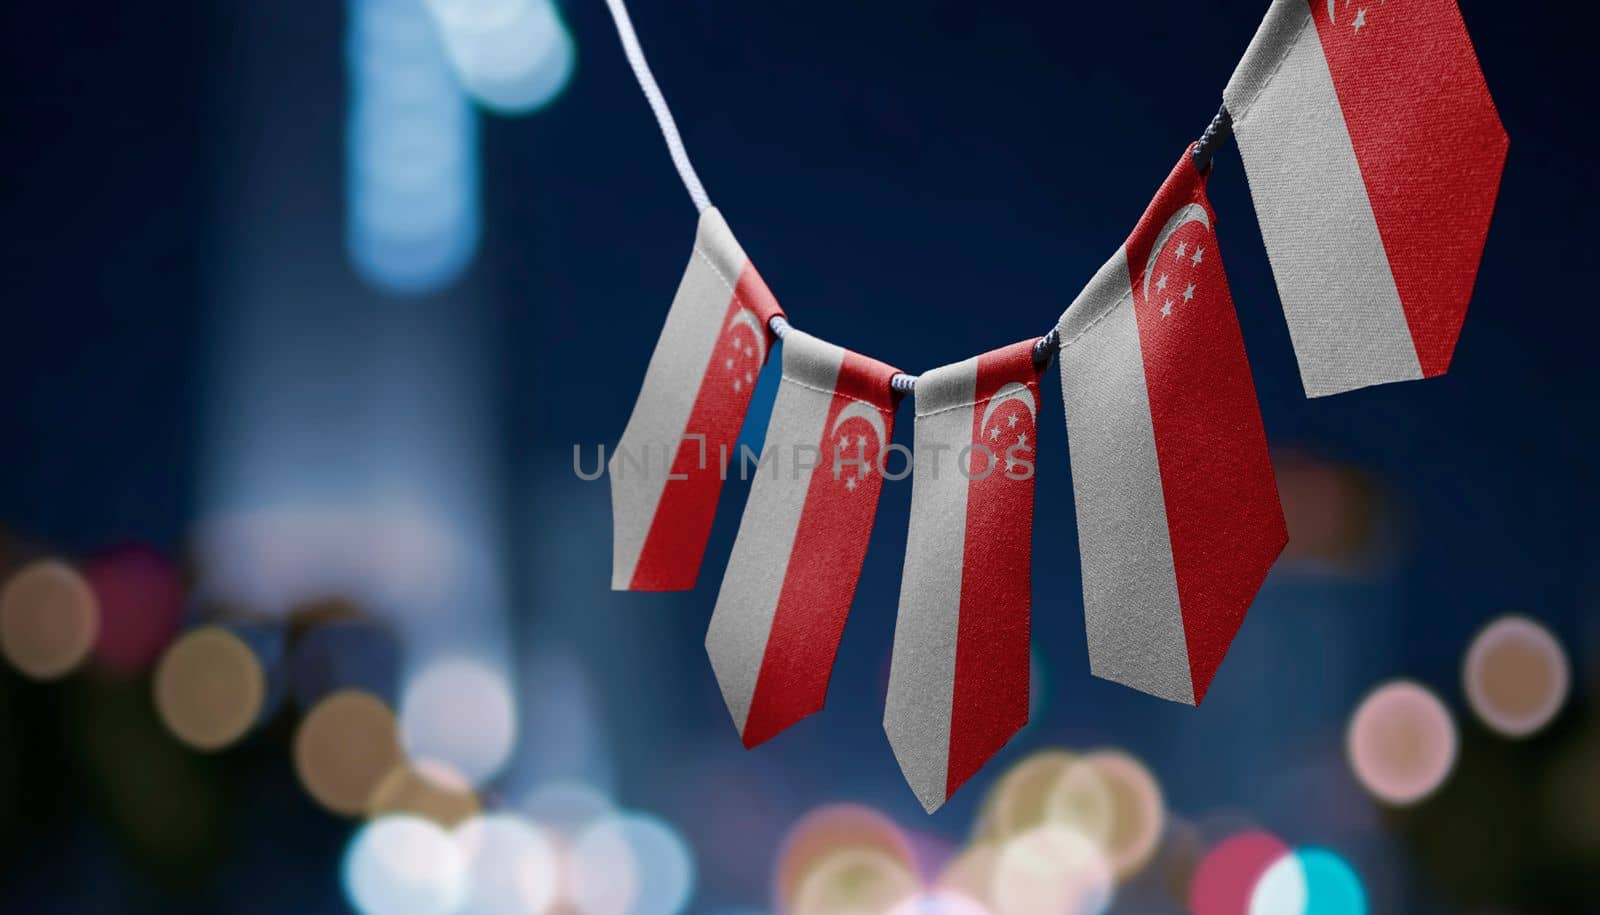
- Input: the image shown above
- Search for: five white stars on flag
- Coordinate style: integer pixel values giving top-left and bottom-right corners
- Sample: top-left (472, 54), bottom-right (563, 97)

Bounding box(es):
top-left (727, 339), bottom-right (757, 392)
top-left (1159, 238), bottom-right (1204, 319)
top-left (979, 411), bottom-right (1033, 476)
top-left (836, 433), bottom-right (871, 492)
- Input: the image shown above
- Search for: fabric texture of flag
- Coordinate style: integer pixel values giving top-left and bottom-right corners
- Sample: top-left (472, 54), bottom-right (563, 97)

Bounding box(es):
top-left (1224, 0), bottom-right (1507, 397)
top-left (610, 207), bottom-right (785, 591)
top-left (705, 329), bottom-right (902, 748)
top-left (1057, 149), bottom-right (1287, 707)
top-left (885, 339), bottom-right (1043, 813)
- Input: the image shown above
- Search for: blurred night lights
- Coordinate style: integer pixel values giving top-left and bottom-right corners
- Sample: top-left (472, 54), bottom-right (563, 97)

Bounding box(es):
top-left (1463, 615), bottom-right (1570, 738)
top-left (347, 0), bottom-right (480, 295)
top-left (345, 814), bottom-right (468, 915)
top-left (1055, 751), bottom-right (1166, 881)
top-left (84, 544), bottom-right (184, 674)
top-left (294, 688), bottom-right (405, 816)
top-left (424, 0), bottom-right (576, 114)
top-left (977, 750), bottom-right (1080, 842)
top-left (521, 780), bottom-right (615, 838)
top-left (454, 813), bottom-right (561, 915)
top-left (936, 843), bottom-right (1001, 905)
top-left (1189, 831), bottom-right (1291, 915)
top-left (0, 559), bottom-right (98, 679)
top-left (1346, 681), bottom-right (1457, 806)
top-left (888, 890), bottom-right (992, 915)
top-left (777, 804), bottom-right (916, 912)
top-left (369, 757), bottom-right (483, 826)
top-left (990, 824), bottom-right (1114, 915)
top-left (569, 812), bottom-right (696, 915)
top-left (400, 656), bottom-right (517, 786)
top-left (1042, 758), bottom-right (1116, 850)
top-left (153, 626), bottom-right (268, 751)
top-left (1250, 848), bottom-right (1367, 915)
top-left (789, 846), bottom-right (920, 915)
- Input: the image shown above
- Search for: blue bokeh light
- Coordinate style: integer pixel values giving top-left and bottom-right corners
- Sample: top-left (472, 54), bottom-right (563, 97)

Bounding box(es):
top-left (347, 0), bottom-right (480, 295)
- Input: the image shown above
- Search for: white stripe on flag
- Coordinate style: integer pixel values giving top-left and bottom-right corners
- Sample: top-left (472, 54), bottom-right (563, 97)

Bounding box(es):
top-left (705, 331), bottom-right (844, 736)
top-left (1057, 250), bottom-right (1195, 706)
top-left (1223, 0), bottom-right (1422, 397)
top-left (884, 358), bottom-right (976, 813)
top-left (611, 207), bottom-right (785, 593)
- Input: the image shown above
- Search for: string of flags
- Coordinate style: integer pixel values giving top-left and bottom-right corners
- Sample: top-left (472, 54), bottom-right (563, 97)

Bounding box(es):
top-left (603, 0), bottom-right (1508, 812)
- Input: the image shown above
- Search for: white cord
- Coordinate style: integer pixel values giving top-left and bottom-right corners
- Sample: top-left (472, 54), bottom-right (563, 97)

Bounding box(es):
top-left (603, 0), bottom-right (712, 212)
top-left (608, 2), bottom-right (1232, 392)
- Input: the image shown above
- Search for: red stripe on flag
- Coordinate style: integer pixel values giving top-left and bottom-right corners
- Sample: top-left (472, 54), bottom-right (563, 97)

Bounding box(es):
top-left (945, 341), bottom-right (1039, 796)
top-left (629, 263), bottom-right (784, 591)
top-left (742, 351), bottom-right (901, 747)
top-left (1125, 154), bottom-right (1287, 703)
top-left (1312, 0), bottom-right (1507, 377)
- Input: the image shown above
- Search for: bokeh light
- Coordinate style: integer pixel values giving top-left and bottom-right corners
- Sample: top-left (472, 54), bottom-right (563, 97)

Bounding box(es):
top-left (976, 750), bottom-right (1079, 842)
top-left (989, 825), bottom-right (1114, 915)
top-left (1273, 453), bottom-right (1386, 573)
top-left (0, 558), bottom-right (98, 679)
top-left (344, 814), bottom-right (468, 915)
top-left (153, 626), bottom-right (267, 751)
top-left (888, 890), bottom-right (992, 915)
top-left (294, 688), bottom-right (405, 816)
top-left (789, 844), bottom-right (920, 915)
top-left (935, 842), bottom-right (1000, 904)
top-left (347, 0), bottom-right (480, 294)
top-left (400, 656), bottom-right (516, 786)
top-left (1346, 681), bottom-right (1457, 806)
top-left (1190, 830), bottom-right (1290, 915)
top-left (83, 544), bottom-right (184, 674)
top-left (777, 804), bottom-right (915, 912)
top-left (568, 813), bottom-right (694, 915)
top-left (1252, 848), bottom-right (1367, 915)
top-left (1054, 751), bottom-right (1165, 881)
top-left (368, 757), bottom-right (483, 826)
top-left (521, 780), bottom-right (614, 839)
top-left (425, 0), bottom-right (576, 114)
top-left (454, 813), bottom-right (561, 915)
top-left (1464, 615), bottom-right (1569, 738)
top-left (1248, 851), bottom-right (1307, 915)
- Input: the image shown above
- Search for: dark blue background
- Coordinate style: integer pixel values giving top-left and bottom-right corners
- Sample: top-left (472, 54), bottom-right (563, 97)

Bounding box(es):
top-left (0, 1), bottom-right (1592, 913)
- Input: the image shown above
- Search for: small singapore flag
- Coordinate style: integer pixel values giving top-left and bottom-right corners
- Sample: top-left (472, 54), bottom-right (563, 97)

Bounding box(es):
top-left (610, 208), bottom-right (784, 592)
top-left (1224, 0), bottom-right (1507, 396)
top-left (1056, 150), bottom-right (1287, 710)
top-left (705, 330), bottom-right (902, 748)
top-left (885, 339), bottom-right (1044, 813)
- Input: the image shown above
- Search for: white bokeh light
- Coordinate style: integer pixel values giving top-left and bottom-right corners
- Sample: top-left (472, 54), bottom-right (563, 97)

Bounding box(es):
top-left (344, 815), bottom-right (468, 915)
top-left (401, 657), bottom-right (517, 786)
top-left (348, 0), bottom-right (480, 294)
top-left (1249, 852), bottom-right (1308, 915)
top-left (425, 0), bottom-right (575, 113)
top-left (569, 813), bottom-right (694, 915)
top-left (990, 825), bottom-right (1114, 915)
top-left (455, 813), bottom-right (561, 915)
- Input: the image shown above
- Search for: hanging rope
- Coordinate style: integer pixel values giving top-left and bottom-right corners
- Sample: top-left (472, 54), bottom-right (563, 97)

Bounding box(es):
top-left (603, 0), bottom-right (1234, 392)
top-left (602, 0), bottom-right (712, 212)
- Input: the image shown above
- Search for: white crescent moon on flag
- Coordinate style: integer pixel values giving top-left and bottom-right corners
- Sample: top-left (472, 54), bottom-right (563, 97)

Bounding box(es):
top-left (1142, 203), bottom-right (1211, 301)
top-left (726, 307), bottom-right (768, 365)
top-left (1327, 0), bottom-right (1338, 24)
top-left (978, 382), bottom-right (1037, 433)
top-left (830, 401), bottom-right (888, 453)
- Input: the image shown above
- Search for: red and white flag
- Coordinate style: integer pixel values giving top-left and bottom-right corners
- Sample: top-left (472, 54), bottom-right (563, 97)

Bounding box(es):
top-left (1057, 151), bottom-right (1287, 707)
top-left (885, 340), bottom-right (1042, 813)
top-left (610, 207), bottom-right (784, 591)
top-left (1224, 0), bottom-right (1507, 397)
top-left (705, 330), bottom-right (901, 747)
